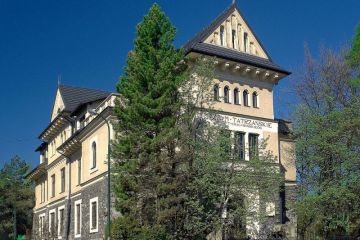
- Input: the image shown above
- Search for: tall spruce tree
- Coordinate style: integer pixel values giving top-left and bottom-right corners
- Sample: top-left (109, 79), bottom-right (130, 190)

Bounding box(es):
top-left (112, 3), bottom-right (186, 239)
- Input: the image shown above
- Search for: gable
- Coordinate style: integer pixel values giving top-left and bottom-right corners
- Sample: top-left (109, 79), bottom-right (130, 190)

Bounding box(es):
top-left (51, 89), bottom-right (65, 121)
top-left (203, 8), bottom-right (269, 59)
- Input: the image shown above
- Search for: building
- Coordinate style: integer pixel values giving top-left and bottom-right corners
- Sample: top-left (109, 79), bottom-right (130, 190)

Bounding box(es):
top-left (27, 2), bottom-right (296, 239)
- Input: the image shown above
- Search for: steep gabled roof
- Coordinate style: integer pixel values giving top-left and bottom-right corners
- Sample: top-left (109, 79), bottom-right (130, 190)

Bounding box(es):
top-left (58, 85), bottom-right (111, 113)
top-left (184, 2), bottom-right (290, 75)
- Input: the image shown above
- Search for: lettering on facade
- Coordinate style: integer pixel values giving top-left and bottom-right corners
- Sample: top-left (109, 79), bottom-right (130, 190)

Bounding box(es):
top-left (214, 115), bottom-right (273, 130)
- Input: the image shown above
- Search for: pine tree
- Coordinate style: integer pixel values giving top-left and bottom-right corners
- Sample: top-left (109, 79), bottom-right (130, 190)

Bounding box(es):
top-left (112, 3), bottom-right (186, 239)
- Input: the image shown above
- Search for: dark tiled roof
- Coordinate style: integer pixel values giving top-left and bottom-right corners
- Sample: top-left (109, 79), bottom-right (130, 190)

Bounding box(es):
top-left (59, 85), bottom-right (111, 113)
top-left (184, 2), bottom-right (290, 75)
top-left (191, 43), bottom-right (290, 75)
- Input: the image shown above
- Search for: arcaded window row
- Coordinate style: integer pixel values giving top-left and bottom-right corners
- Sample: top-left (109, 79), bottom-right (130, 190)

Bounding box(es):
top-left (213, 84), bottom-right (258, 108)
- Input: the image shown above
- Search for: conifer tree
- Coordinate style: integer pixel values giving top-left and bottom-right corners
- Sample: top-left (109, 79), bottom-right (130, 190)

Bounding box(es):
top-left (112, 3), bottom-right (186, 238)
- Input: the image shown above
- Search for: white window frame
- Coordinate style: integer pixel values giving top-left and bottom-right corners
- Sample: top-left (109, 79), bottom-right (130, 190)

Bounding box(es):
top-left (89, 136), bottom-right (98, 173)
top-left (57, 205), bottom-right (65, 239)
top-left (89, 197), bottom-right (99, 233)
top-left (74, 199), bottom-right (82, 238)
top-left (39, 213), bottom-right (45, 238)
top-left (49, 209), bottom-right (56, 237)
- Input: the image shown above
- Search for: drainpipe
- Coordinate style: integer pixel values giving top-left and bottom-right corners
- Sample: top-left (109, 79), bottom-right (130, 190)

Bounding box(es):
top-left (57, 116), bottom-right (76, 240)
top-left (56, 149), bottom-right (72, 240)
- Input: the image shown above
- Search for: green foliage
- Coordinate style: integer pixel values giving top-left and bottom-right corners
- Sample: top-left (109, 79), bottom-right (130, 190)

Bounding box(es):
top-left (0, 156), bottom-right (34, 239)
top-left (112, 3), bottom-right (284, 239)
top-left (294, 29), bottom-right (360, 238)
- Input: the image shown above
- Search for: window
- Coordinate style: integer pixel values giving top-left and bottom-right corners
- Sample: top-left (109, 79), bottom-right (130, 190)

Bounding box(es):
top-left (89, 197), bottom-right (98, 233)
top-left (78, 159), bottom-right (81, 185)
top-left (220, 26), bottom-right (225, 46)
top-left (91, 141), bottom-right (97, 169)
top-left (244, 32), bottom-right (248, 52)
top-left (39, 214), bottom-right (45, 238)
top-left (232, 29), bottom-right (236, 48)
top-left (234, 88), bottom-right (239, 104)
top-left (252, 92), bottom-right (258, 108)
top-left (220, 129), bottom-right (231, 159)
top-left (49, 210), bottom-right (56, 237)
top-left (243, 90), bottom-right (249, 106)
top-left (224, 86), bottom-right (230, 103)
top-left (213, 84), bottom-right (219, 101)
top-left (234, 132), bottom-right (245, 160)
top-left (51, 174), bottom-right (55, 197)
top-left (58, 206), bottom-right (65, 238)
top-left (249, 134), bottom-right (259, 160)
top-left (60, 168), bottom-right (65, 193)
top-left (74, 199), bottom-right (82, 238)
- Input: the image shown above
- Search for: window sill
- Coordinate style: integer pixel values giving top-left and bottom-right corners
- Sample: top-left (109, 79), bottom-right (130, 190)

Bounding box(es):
top-left (89, 228), bottom-right (99, 234)
top-left (90, 168), bottom-right (98, 174)
top-left (253, 106), bottom-right (259, 109)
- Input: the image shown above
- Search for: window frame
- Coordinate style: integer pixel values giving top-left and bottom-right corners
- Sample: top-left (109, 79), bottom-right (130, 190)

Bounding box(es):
top-left (232, 29), bottom-right (236, 49)
top-left (224, 86), bottom-right (230, 103)
top-left (244, 32), bottom-right (248, 52)
top-left (220, 25), bottom-right (225, 46)
top-left (74, 199), bottom-right (82, 238)
top-left (39, 213), bottom-right (45, 238)
top-left (233, 88), bottom-right (240, 105)
top-left (49, 209), bottom-right (56, 237)
top-left (89, 197), bottom-right (99, 233)
top-left (77, 158), bottom-right (81, 186)
top-left (243, 90), bottom-right (249, 106)
top-left (60, 167), bottom-right (65, 193)
top-left (58, 205), bottom-right (65, 239)
top-left (91, 141), bottom-right (97, 171)
top-left (252, 92), bottom-right (258, 108)
top-left (234, 132), bottom-right (246, 161)
top-left (248, 133), bottom-right (259, 160)
top-left (213, 84), bottom-right (220, 101)
top-left (51, 174), bottom-right (55, 198)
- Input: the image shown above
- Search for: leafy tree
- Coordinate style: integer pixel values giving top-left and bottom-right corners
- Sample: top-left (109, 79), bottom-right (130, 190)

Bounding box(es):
top-left (0, 156), bottom-right (34, 239)
top-left (294, 26), bottom-right (360, 238)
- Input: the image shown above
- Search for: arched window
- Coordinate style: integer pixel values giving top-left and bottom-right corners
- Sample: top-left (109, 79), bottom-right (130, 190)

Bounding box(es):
top-left (213, 84), bottom-right (219, 101)
top-left (91, 141), bottom-right (97, 169)
top-left (224, 86), bottom-right (230, 103)
top-left (243, 90), bottom-right (249, 106)
top-left (234, 88), bottom-right (239, 104)
top-left (252, 92), bottom-right (258, 108)
top-left (220, 26), bottom-right (225, 46)
top-left (244, 32), bottom-right (248, 52)
top-left (232, 29), bottom-right (236, 49)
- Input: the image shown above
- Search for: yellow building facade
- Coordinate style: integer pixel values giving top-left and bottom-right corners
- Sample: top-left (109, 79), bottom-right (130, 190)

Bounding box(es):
top-left (27, 2), bottom-right (296, 240)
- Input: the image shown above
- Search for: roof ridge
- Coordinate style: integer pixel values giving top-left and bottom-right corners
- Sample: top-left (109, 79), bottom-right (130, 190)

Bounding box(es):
top-left (58, 84), bottom-right (112, 94)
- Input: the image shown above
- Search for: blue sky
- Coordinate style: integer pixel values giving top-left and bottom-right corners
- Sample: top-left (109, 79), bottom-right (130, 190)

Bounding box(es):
top-left (0, 0), bottom-right (359, 168)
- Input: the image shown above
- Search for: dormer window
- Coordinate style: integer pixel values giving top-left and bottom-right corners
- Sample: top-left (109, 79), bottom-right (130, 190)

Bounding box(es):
top-left (220, 26), bottom-right (225, 46)
top-left (232, 29), bottom-right (236, 49)
top-left (244, 32), bottom-right (248, 52)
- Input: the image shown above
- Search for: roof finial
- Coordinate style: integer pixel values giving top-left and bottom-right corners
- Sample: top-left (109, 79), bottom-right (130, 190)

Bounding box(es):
top-left (232, 0), bottom-right (236, 4)
top-left (57, 74), bottom-right (61, 86)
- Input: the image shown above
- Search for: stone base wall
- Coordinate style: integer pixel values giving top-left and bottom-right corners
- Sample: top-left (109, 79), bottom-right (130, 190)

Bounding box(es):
top-left (31, 176), bottom-right (109, 240)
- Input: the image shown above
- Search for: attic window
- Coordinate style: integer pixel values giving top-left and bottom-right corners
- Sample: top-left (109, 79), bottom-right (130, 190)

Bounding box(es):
top-left (244, 32), bottom-right (248, 52)
top-left (220, 26), bottom-right (225, 46)
top-left (57, 108), bottom-right (61, 114)
top-left (232, 30), bottom-right (236, 49)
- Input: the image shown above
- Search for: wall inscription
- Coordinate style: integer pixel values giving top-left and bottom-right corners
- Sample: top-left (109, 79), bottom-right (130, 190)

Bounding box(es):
top-left (214, 114), bottom-right (273, 130)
